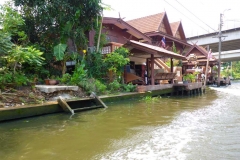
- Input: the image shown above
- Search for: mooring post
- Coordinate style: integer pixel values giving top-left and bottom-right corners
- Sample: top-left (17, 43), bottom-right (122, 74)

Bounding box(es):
top-left (57, 96), bottom-right (74, 115)
top-left (90, 92), bottom-right (108, 108)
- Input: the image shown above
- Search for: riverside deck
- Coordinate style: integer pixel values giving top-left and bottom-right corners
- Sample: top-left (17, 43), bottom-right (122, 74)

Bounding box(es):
top-left (0, 83), bottom-right (203, 122)
top-left (173, 82), bottom-right (203, 96)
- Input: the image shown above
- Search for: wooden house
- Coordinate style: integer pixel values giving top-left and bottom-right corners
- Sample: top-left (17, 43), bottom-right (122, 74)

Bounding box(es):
top-left (127, 12), bottom-right (191, 54)
top-left (182, 44), bottom-right (218, 82)
top-left (87, 13), bottom-right (191, 85)
top-left (88, 17), bottom-right (151, 54)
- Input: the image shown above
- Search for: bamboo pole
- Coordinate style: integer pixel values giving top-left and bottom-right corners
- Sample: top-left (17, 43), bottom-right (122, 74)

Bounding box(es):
top-left (204, 46), bottom-right (211, 87)
top-left (96, 12), bottom-right (103, 52)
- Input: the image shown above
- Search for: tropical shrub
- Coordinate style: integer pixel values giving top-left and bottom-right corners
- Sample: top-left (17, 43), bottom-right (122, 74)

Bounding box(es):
top-left (121, 83), bottom-right (137, 92)
top-left (60, 73), bottom-right (72, 84)
top-left (103, 47), bottom-right (130, 79)
top-left (70, 60), bottom-right (87, 85)
top-left (94, 79), bottom-right (107, 94)
top-left (108, 80), bottom-right (121, 93)
top-left (85, 51), bottom-right (108, 80)
top-left (3, 46), bottom-right (45, 73)
top-left (0, 71), bottom-right (28, 88)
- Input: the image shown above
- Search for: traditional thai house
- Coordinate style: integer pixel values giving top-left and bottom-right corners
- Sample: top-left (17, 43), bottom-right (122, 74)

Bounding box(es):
top-left (87, 13), bottom-right (191, 85)
top-left (127, 12), bottom-right (191, 54)
top-left (182, 44), bottom-right (218, 83)
top-left (126, 12), bottom-right (191, 83)
top-left (88, 17), bottom-right (151, 54)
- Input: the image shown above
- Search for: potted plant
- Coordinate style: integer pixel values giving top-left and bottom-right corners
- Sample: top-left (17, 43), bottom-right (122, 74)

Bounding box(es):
top-left (44, 74), bottom-right (50, 85)
top-left (183, 74), bottom-right (189, 84)
top-left (183, 73), bottom-right (195, 83)
top-left (48, 75), bottom-right (58, 85)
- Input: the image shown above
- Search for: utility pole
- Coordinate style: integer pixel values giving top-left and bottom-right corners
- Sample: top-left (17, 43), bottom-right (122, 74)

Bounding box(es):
top-left (217, 9), bottom-right (230, 87)
top-left (217, 13), bottom-right (223, 87)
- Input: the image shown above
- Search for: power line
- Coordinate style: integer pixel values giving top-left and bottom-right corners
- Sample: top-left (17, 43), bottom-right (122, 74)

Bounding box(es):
top-left (175, 0), bottom-right (217, 32)
top-left (163, 0), bottom-right (211, 34)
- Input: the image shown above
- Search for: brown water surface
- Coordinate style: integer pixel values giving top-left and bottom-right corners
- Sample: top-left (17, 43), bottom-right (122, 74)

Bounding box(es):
top-left (0, 82), bottom-right (240, 160)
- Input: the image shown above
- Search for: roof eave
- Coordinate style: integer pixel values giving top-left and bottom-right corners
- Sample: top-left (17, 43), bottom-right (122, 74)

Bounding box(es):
top-left (103, 17), bottom-right (152, 43)
top-left (124, 40), bottom-right (187, 60)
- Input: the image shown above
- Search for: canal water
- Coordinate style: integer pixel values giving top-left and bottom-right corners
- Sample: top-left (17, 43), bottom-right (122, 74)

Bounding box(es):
top-left (0, 81), bottom-right (240, 160)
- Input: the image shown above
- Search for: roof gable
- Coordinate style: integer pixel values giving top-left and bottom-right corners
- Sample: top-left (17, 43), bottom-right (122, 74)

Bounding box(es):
top-left (185, 44), bottom-right (208, 57)
top-left (170, 21), bottom-right (186, 41)
top-left (127, 12), bottom-right (172, 34)
top-left (159, 13), bottom-right (173, 35)
top-left (103, 17), bottom-right (151, 43)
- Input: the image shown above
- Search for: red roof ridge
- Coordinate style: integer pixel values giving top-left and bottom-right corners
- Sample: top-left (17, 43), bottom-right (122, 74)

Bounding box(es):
top-left (127, 12), bottom-right (165, 22)
top-left (126, 12), bottom-right (165, 33)
top-left (170, 21), bottom-right (181, 36)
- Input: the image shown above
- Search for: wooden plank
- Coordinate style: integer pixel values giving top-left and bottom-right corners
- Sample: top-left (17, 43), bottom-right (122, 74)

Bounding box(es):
top-left (90, 92), bottom-right (108, 108)
top-left (57, 96), bottom-right (74, 114)
top-left (73, 105), bottom-right (103, 112)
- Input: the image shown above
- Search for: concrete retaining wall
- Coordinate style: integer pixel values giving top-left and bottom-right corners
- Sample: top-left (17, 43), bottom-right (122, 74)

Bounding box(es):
top-left (0, 88), bottom-right (174, 122)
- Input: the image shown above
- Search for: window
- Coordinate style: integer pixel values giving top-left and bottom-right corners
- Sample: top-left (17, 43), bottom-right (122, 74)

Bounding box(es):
top-left (102, 46), bottom-right (111, 54)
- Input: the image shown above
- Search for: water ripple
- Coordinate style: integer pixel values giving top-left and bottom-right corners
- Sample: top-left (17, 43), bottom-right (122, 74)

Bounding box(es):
top-left (100, 85), bottom-right (240, 160)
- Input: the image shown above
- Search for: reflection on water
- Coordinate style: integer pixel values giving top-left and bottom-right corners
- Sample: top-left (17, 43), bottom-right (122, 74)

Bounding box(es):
top-left (0, 82), bottom-right (240, 160)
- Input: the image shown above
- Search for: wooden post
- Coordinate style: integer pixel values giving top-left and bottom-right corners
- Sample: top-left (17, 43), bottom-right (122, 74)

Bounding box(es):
top-left (90, 92), bottom-right (107, 108)
top-left (96, 12), bottom-right (103, 52)
top-left (170, 58), bottom-right (173, 72)
top-left (146, 58), bottom-right (149, 84)
top-left (170, 58), bottom-right (173, 84)
top-left (151, 54), bottom-right (154, 85)
top-left (204, 46), bottom-right (211, 87)
top-left (57, 96), bottom-right (74, 115)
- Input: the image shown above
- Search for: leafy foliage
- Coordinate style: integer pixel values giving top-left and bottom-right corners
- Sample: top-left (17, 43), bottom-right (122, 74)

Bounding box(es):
top-left (121, 83), bottom-right (136, 92)
top-left (70, 59), bottom-right (88, 85)
top-left (14, 0), bottom-right (103, 51)
top-left (104, 47), bottom-right (130, 76)
top-left (60, 73), bottom-right (71, 84)
top-left (53, 43), bottom-right (67, 61)
top-left (3, 46), bottom-right (45, 73)
top-left (0, 2), bottom-right (26, 40)
top-left (0, 70), bottom-right (28, 88)
top-left (183, 73), bottom-right (195, 82)
top-left (107, 80), bottom-right (121, 93)
top-left (0, 2), bottom-right (47, 88)
top-left (0, 32), bottom-right (13, 56)
top-left (231, 61), bottom-right (240, 79)
top-left (85, 51), bottom-right (108, 79)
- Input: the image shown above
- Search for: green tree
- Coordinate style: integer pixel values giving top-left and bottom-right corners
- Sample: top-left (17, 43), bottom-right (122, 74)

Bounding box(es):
top-left (104, 47), bottom-right (130, 79)
top-left (14, 0), bottom-right (103, 52)
top-left (0, 2), bottom-right (45, 86)
top-left (232, 61), bottom-right (240, 79)
top-left (0, 2), bottom-right (27, 44)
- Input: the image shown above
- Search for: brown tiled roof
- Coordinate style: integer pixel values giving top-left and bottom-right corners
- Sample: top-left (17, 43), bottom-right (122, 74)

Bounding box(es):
top-left (127, 12), bottom-right (165, 33)
top-left (124, 40), bottom-right (187, 60)
top-left (103, 17), bottom-right (151, 43)
top-left (198, 45), bottom-right (208, 54)
top-left (170, 21), bottom-right (180, 36)
top-left (185, 44), bottom-right (216, 59)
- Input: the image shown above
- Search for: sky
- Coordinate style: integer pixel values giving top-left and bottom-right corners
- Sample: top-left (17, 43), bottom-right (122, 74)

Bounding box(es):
top-left (102, 0), bottom-right (240, 37)
top-left (1, 0), bottom-right (240, 37)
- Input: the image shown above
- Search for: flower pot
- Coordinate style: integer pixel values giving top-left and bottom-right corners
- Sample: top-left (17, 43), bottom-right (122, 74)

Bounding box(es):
top-left (183, 80), bottom-right (188, 84)
top-left (44, 79), bottom-right (50, 85)
top-left (49, 79), bottom-right (57, 85)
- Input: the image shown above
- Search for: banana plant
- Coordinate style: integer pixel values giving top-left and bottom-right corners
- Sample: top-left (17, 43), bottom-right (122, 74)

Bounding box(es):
top-left (54, 43), bottom-right (72, 75)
